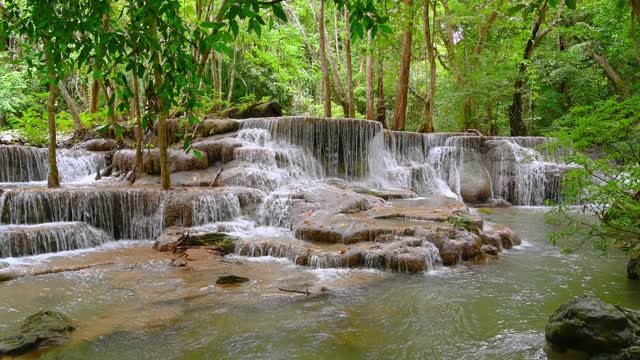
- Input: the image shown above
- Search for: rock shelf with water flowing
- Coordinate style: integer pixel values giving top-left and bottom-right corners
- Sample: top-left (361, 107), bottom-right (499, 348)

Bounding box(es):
top-left (0, 117), bottom-right (572, 273)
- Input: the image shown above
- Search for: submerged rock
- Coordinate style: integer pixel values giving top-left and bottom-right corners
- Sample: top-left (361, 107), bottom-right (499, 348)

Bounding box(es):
top-left (216, 275), bottom-right (250, 285)
top-left (545, 296), bottom-right (640, 357)
top-left (0, 310), bottom-right (75, 356)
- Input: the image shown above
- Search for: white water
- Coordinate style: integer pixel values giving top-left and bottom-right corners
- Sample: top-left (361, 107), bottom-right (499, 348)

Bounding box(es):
top-left (0, 118), bottom-right (570, 267)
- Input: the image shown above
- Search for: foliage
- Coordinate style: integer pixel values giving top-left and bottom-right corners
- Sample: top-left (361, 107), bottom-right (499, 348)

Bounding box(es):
top-left (547, 96), bottom-right (640, 260)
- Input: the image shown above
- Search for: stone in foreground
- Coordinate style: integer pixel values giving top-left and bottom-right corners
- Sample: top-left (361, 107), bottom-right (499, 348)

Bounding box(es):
top-left (216, 275), bottom-right (250, 285)
top-left (545, 296), bottom-right (640, 357)
top-left (0, 310), bottom-right (75, 356)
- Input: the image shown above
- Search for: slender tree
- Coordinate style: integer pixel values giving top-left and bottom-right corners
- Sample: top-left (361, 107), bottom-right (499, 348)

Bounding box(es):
top-left (391, 0), bottom-right (414, 131)
top-left (418, 0), bottom-right (436, 133)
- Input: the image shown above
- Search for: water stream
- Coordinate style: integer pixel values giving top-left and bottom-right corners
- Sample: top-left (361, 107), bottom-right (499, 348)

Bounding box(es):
top-left (0, 208), bottom-right (637, 359)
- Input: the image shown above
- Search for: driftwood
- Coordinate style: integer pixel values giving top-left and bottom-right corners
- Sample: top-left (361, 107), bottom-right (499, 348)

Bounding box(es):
top-left (466, 129), bottom-right (484, 137)
top-left (278, 287), bottom-right (310, 295)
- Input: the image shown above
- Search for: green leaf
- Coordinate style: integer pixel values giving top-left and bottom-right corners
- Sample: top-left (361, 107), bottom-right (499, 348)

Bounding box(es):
top-left (565, 0), bottom-right (577, 9)
top-left (272, 4), bottom-right (287, 22)
top-left (230, 20), bottom-right (239, 37)
top-left (193, 149), bottom-right (203, 159)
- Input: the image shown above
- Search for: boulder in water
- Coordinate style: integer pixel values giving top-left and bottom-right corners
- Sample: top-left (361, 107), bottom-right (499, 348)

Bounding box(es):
top-left (0, 310), bottom-right (75, 356)
top-left (545, 296), bottom-right (640, 357)
top-left (216, 275), bottom-right (250, 285)
top-left (459, 152), bottom-right (492, 203)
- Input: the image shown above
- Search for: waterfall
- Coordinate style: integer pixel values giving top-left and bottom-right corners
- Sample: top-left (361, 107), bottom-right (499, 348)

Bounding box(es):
top-left (259, 193), bottom-right (299, 228)
top-left (242, 117), bottom-right (383, 180)
top-left (484, 140), bottom-right (548, 205)
top-left (0, 188), bottom-right (164, 240)
top-left (0, 145), bottom-right (107, 183)
top-left (0, 222), bottom-right (111, 258)
top-left (192, 193), bottom-right (242, 225)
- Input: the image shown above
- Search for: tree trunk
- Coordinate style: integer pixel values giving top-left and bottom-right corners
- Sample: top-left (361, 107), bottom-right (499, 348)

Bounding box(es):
top-left (418, 1), bottom-right (436, 133)
top-left (344, 7), bottom-right (355, 118)
top-left (319, 0), bottom-right (332, 117)
top-left (47, 80), bottom-right (60, 188)
top-left (152, 19), bottom-right (171, 190)
top-left (131, 74), bottom-right (143, 183)
top-left (391, 2), bottom-right (413, 131)
top-left (227, 45), bottom-right (237, 103)
top-left (211, 50), bottom-right (219, 100)
top-left (90, 77), bottom-right (100, 113)
top-left (365, 31), bottom-right (375, 120)
top-left (103, 81), bottom-right (123, 144)
top-left (592, 51), bottom-right (630, 97)
top-left (376, 47), bottom-right (387, 128)
top-left (58, 80), bottom-right (85, 133)
top-left (509, 0), bottom-right (548, 136)
top-left (439, 0), bottom-right (468, 129)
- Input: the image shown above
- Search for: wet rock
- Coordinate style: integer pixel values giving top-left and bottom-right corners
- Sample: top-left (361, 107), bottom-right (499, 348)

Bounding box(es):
top-left (112, 149), bottom-right (208, 175)
top-left (474, 198), bottom-right (513, 208)
top-left (0, 310), bottom-right (75, 356)
top-left (0, 271), bottom-right (19, 283)
top-left (545, 296), bottom-right (640, 356)
top-left (100, 165), bottom-right (113, 177)
top-left (73, 138), bottom-right (119, 152)
top-left (216, 275), bottom-right (250, 285)
top-left (628, 256), bottom-right (640, 280)
top-left (481, 222), bottom-right (521, 250)
top-left (481, 244), bottom-right (500, 256)
top-left (0, 261), bottom-right (9, 269)
top-left (196, 119), bottom-right (241, 136)
top-left (192, 137), bottom-right (243, 164)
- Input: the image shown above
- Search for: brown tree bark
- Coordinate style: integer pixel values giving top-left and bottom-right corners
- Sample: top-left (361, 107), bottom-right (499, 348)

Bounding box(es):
top-left (131, 74), bottom-right (143, 183)
top-left (152, 19), bottom-right (171, 190)
top-left (391, 1), bottom-right (413, 131)
top-left (227, 45), bottom-right (238, 103)
top-left (47, 80), bottom-right (60, 188)
top-left (90, 78), bottom-right (100, 113)
top-left (591, 51), bottom-right (629, 97)
top-left (509, 0), bottom-right (549, 136)
top-left (344, 7), bottom-right (356, 118)
top-left (103, 81), bottom-right (124, 144)
top-left (58, 80), bottom-right (85, 134)
top-left (376, 46), bottom-right (387, 128)
top-left (365, 31), bottom-right (375, 120)
top-left (319, 0), bottom-right (332, 117)
top-left (418, 1), bottom-right (436, 133)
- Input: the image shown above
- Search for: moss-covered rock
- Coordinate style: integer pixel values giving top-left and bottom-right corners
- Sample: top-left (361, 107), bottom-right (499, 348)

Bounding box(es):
top-left (0, 310), bottom-right (75, 356)
top-left (545, 296), bottom-right (640, 357)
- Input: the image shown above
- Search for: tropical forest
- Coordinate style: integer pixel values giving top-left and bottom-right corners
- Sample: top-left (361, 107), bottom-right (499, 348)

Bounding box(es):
top-left (0, 0), bottom-right (639, 358)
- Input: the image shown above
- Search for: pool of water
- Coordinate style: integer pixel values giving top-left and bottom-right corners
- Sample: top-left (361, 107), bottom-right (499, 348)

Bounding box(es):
top-left (2, 207), bottom-right (639, 359)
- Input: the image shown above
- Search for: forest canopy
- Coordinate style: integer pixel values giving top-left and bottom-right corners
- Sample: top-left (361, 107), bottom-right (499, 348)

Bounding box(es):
top-left (1, 0), bottom-right (637, 138)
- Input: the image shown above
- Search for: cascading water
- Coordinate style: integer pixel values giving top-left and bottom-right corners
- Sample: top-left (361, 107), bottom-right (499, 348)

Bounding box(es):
top-left (192, 193), bottom-right (242, 226)
top-left (0, 145), bottom-right (107, 183)
top-left (0, 117), bottom-right (571, 270)
top-left (0, 188), bottom-right (165, 240)
top-left (0, 222), bottom-right (111, 258)
top-left (242, 117), bottom-right (382, 180)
